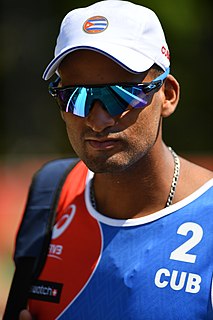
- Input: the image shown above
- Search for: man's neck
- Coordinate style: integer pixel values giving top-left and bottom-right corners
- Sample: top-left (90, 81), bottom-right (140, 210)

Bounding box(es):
top-left (92, 144), bottom-right (176, 219)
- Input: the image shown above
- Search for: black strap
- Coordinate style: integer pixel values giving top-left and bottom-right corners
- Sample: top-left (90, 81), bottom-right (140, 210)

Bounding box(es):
top-left (3, 158), bottom-right (79, 320)
top-left (3, 257), bottom-right (36, 319)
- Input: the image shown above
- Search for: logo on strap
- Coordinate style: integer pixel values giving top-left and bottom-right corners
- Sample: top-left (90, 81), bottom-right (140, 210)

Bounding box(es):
top-left (29, 280), bottom-right (63, 303)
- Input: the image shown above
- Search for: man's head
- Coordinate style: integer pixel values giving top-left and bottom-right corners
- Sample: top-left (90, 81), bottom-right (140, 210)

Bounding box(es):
top-left (43, 0), bottom-right (170, 80)
top-left (54, 49), bottom-right (179, 172)
top-left (42, 1), bottom-right (179, 172)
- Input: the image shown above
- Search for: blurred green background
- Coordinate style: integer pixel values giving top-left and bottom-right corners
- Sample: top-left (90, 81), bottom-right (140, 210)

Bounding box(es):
top-left (0, 0), bottom-right (212, 317)
top-left (1, 0), bottom-right (213, 158)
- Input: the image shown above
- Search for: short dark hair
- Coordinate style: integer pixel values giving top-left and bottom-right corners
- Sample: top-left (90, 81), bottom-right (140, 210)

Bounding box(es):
top-left (151, 63), bottom-right (164, 77)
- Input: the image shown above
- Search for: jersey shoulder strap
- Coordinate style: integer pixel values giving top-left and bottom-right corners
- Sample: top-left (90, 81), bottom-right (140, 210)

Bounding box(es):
top-left (3, 157), bottom-right (79, 320)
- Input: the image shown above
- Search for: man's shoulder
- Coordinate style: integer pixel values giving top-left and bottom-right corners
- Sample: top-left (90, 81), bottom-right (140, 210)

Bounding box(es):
top-left (181, 157), bottom-right (212, 182)
top-left (176, 158), bottom-right (212, 203)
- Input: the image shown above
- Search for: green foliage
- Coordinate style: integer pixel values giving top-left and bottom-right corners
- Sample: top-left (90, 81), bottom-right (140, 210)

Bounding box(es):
top-left (1, 0), bottom-right (212, 155)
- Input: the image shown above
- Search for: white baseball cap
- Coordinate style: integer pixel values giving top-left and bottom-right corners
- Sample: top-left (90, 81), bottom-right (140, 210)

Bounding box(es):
top-left (43, 0), bottom-right (170, 80)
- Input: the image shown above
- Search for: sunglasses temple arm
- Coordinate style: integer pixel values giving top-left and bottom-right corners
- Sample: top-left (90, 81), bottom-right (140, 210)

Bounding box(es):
top-left (154, 67), bottom-right (170, 82)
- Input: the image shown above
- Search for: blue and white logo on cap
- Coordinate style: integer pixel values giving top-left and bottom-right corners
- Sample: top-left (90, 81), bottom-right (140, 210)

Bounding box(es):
top-left (83, 16), bottom-right (108, 34)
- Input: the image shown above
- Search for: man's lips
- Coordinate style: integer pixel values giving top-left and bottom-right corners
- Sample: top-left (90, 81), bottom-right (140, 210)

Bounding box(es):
top-left (85, 138), bottom-right (119, 150)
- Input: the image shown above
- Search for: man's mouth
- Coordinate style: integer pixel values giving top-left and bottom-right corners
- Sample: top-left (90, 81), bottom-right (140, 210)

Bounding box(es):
top-left (86, 138), bottom-right (119, 150)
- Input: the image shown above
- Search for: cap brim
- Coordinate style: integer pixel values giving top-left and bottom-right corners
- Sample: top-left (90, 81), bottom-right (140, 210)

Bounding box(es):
top-left (43, 42), bottom-right (154, 80)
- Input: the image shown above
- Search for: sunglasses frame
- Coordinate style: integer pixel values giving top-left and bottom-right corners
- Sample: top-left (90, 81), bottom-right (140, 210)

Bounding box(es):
top-left (48, 67), bottom-right (170, 116)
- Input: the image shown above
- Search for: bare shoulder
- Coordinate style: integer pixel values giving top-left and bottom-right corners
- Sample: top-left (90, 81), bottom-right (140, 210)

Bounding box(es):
top-left (176, 157), bottom-right (213, 201)
top-left (181, 157), bottom-right (213, 182)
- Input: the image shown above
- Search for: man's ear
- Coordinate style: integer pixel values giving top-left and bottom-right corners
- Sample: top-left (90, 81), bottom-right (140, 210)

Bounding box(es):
top-left (161, 74), bottom-right (180, 118)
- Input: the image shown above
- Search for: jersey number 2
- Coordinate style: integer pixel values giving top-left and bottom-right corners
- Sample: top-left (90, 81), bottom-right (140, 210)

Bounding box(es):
top-left (170, 222), bottom-right (203, 263)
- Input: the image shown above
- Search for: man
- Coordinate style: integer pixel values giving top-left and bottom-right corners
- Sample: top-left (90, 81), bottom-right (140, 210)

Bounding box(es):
top-left (19, 0), bottom-right (213, 319)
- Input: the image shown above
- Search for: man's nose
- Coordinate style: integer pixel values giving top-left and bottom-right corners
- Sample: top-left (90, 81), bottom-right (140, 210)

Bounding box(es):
top-left (85, 101), bottom-right (117, 132)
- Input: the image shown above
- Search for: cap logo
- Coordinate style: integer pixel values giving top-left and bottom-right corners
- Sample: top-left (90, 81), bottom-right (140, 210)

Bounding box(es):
top-left (161, 46), bottom-right (170, 60)
top-left (83, 16), bottom-right (108, 34)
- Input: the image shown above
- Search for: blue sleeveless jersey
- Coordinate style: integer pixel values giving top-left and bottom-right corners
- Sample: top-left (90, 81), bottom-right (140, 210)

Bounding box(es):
top-left (29, 164), bottom-right (213, 320)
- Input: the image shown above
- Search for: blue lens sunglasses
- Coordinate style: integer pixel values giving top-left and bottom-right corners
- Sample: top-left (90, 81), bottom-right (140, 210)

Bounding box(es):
top-left (48, 67), bottom-right (170, 117)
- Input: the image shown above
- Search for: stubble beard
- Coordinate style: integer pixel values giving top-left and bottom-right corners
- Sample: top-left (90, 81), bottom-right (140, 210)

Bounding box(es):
top-left (76, 142), bottom-right (150, 174)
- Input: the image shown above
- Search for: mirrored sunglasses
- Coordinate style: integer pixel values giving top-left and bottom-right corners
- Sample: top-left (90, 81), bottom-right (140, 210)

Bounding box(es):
top-left (48, 68), bottom-right (170, 117)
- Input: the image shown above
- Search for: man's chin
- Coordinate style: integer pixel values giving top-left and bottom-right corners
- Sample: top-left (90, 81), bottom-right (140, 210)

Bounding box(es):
top-left (82, 155), bottom-right (134, 174)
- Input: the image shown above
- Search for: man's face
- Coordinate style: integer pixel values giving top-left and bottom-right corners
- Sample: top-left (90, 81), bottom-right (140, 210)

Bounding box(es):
top-left (58, 50), bottom-right (164, 173)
